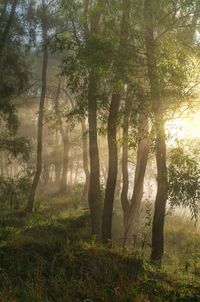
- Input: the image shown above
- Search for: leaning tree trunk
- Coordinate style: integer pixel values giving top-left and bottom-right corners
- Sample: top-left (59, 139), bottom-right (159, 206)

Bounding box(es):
top-left (123, 113), bottom-right (150, 246)
top-left (144, 0), bottom-right (168, 264)
top-left (102, 0), bottom-right (131, 243)
top-left (27, 0), bottom-right (48, 212)
top-left (81, 118), bottom-right (90, 202)
top-left (102, 93), bottom-right (121, 242)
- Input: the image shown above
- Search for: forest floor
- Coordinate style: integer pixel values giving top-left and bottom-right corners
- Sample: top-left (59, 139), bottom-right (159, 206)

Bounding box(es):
top-left (0, 194), bottom-right (200, 302)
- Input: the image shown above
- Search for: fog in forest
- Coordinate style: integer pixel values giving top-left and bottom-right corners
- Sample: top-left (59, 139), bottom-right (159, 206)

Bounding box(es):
top-left (1, 0), bottom-right (200, 301)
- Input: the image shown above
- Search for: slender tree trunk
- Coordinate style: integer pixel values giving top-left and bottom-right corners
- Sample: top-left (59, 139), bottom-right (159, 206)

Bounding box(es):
top-left (55, 159), bottom-right (62, 185)
top-left (81, 118), bottom-right (90, 202)
top-left (0, 0), bottom-right (18, 58)
top-left (74, 158), bottom-right (80, 184)
top-left (27, 0), bottom-right (48, 212)
top-left (54, 79), bottom-right (70, 192)
top-left (115, 147), bottom-right (122, 202)
top-left (86, 0), bottom-right (106, 238)
top-left (102, 93), bottom-right (121, 242)
top-left (43, 155), bottom-right (50, 185)
top-left (60, 135), bottom-right (69, 192)
top-left (102, 0), bottom-right (130, 243)
top-left (69, 152), bottom-right (73, 186)
top-left (54, 131), bottom-right (62, 185)
top-left (144, 0), bottom-right (168, 264)
top-left (121, 92), bottom-right (131, 228)
top-left (123, 113), bottom-right (150, 246)
top-left (151, 112), bottom-right (167, 263)
top-left (0, 152), bottom-right (3, 176)
top-left (88, 72), bottom-right (101, 237)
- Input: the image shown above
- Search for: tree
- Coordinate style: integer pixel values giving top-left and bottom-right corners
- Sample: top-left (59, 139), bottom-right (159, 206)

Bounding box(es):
top-left (121, 87), bottom-right (132, 228)
top-left (143, 0), bottom-right (200, 264)
top-left (27, 0), bottom-right (48, 212)
top-left (144, 0), bottom-right (168, 264)
top-left (123, 111), bottom-right (150, 246)
top-left (54, 80), bottom-right (70, 193)
top-left (86, 0), bottom-right (107, 238)
top-left (102, 0), bottom-right (131, 243)
top-left (0, 0), bottom-right (34, 192)
top-left (81, 117), bottom-right (90, 202)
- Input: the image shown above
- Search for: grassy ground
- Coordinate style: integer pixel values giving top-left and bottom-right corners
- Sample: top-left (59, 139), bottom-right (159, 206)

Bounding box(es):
top-left (0, 195), bottom-right (200, 301)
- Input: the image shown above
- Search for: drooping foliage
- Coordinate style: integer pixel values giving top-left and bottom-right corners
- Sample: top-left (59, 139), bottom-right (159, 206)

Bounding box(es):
top-left (168, 147), bottom-right (200, 221)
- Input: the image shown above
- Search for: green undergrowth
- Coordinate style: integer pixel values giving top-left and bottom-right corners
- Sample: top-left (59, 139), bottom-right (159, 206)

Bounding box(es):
top-left (0, 194), bottom-right (200, 301)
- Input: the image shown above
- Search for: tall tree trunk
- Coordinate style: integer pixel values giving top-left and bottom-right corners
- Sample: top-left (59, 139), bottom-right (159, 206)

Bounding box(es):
top-left (54, 79), bottom-right (70, 192)
top-left (0, 152), bottom-right (4, 176)
top-left (81, 118), bottom-right (90, 202)
top-left (87, 0), bottom-right (106, 238)
top-left (54, 130), bottom-right (62, 185)
top-left (43, 152), bottom-right (50, 185)
top-left (121, 92), bottom-right (131, 228)
top-left (88, 72), bottom-right (101, 237)
top-left (123, 113), bottom-right (150, 246)
top-left (60, 134), bottom-right (69, 192)
top-left (151, 112), bottom-right (167, 263)
top-left (74, 158), bottom-right (80, 184)
top-left (27, 0), bottom-right (48, 212)
top-left (102, 0), bottom-right (130, 243)
top-left (144, 0), bottom-right (168, 264)
top-left (102, 93), bottom-right (121, 242)
top-left (0, 0), bottom-right (18, 58)
top-left (115, 147), bottom-right (122, 203)
top-left (69, 150), bottom-right (73, 186)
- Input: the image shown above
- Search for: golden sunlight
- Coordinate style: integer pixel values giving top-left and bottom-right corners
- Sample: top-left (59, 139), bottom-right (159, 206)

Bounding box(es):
top-left (166, 111), bottom-right (200, 145)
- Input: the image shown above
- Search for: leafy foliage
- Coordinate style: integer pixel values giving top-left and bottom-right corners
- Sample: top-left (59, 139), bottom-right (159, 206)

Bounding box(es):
top-left (0, 174), bottom-right (32, 209)
top-left (168, 147), bottom-right (200, 220)
top-left (0, 134), bottom-right (31, 161)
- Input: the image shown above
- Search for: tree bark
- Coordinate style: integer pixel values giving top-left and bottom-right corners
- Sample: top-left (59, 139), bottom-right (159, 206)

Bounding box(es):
top-left (151, 113), bottom-right (167, 264)
top-left (102, 0), bottom-right (131, 243)
top-left (54, 79), bottom-right (70, 192)
top-left (123, 113), bottom-right (150, 246)
top-left (88, 72), bottom-right (101, 237)
top-left (54, 130), bottom-right (62, 185)
top-left (68, 148), bottom-right (73, 186)
top-left (27, 0), bottom-right (48, 212)
top-left (102, 93), bottom-right (121, 242)
top-left (87, 0), bottom-right (106, 238)
top-left (144, 0), bottom-right (168, 264)
top-left (121, 91), bottom-right (131, 228)
top-left (115, 146), bottom-right (122, 203)
top-left (81, 118), bottom-right (90, 202)
top-left (60, 135), bottom-right (69, 192)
